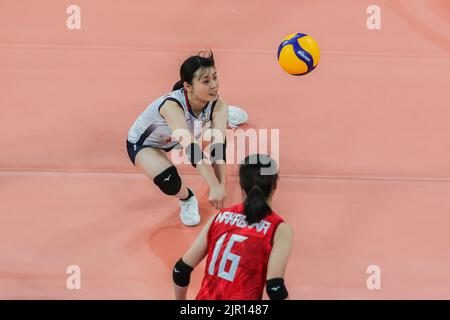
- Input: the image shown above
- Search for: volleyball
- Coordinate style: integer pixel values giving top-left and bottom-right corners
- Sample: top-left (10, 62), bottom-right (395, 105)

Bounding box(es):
top-left (277, 33), bottom-right (320, 75)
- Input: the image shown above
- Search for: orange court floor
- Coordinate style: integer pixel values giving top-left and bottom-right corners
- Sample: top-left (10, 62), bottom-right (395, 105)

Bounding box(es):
top-left (0, 0), bottom-right (449, 299)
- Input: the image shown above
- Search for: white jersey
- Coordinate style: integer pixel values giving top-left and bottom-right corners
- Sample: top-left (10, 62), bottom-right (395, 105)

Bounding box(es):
top-left (127, 88), bottom-right (218, 149)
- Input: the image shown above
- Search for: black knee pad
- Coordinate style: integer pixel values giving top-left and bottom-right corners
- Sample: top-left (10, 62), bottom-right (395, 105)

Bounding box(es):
top-left (153, 166), bottom-right (182, 196)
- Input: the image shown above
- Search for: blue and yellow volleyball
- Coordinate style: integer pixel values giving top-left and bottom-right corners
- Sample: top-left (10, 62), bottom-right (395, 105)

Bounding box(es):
top-left (277, 33), bottom-right (320, 75)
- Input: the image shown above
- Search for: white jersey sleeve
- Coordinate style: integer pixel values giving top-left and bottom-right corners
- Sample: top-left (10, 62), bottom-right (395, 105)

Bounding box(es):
top-left (127, 88), bottom-right (218, 149)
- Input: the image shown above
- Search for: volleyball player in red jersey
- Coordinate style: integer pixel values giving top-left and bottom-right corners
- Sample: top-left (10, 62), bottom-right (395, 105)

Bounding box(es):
top-left (172, 154), bottom-right (293, 300)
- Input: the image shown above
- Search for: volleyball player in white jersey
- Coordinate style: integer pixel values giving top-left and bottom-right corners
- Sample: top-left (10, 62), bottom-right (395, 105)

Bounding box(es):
top-left (127, 51), bottom-right (246, 226)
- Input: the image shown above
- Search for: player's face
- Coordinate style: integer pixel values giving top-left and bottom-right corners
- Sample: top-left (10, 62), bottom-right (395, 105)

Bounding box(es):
top-left (193, 67), bottom-right (219, 101)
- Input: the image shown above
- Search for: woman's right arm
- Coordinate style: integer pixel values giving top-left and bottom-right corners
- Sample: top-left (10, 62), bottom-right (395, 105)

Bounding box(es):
top-left (160, 101), bottom-right (225, 209)
top-left (266, 222), bottom-right (293, 300)
top-left (173, 215), bottom-right (215, 299)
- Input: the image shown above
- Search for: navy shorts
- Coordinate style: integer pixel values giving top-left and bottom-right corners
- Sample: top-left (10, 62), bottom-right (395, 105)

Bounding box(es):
top-left (126, 140), bottom-right (178, 165)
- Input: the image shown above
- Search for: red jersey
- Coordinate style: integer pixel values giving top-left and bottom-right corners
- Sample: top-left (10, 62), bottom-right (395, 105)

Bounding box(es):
top-left (196, 203), bottom-right (284, 300)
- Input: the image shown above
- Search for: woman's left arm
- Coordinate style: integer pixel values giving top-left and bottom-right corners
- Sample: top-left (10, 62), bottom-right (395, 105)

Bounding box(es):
top-left (209, 97), bottom-right (228, 187)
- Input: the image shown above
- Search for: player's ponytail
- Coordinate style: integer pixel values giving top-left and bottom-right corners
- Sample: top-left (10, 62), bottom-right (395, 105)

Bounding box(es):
top-left (243, 185), bottom-right (272, 224)
top-left (239, 154), bottom-right (278, 225)
top-left (172, 80), bottom-right (184, 91)
top-left (172, 50), bottom-right (215, 91)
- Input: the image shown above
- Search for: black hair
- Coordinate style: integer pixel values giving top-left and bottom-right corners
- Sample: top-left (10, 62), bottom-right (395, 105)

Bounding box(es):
top-left (239, 154), bottom-right (278, 224)
top-left (172, 50), bottom-right (215, 91)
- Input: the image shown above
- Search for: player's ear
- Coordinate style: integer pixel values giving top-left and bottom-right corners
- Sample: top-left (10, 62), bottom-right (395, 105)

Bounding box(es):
top-left (183, 81), bottom-right (192, 92)
top-left (273, 175), bottom-right (279, 191)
